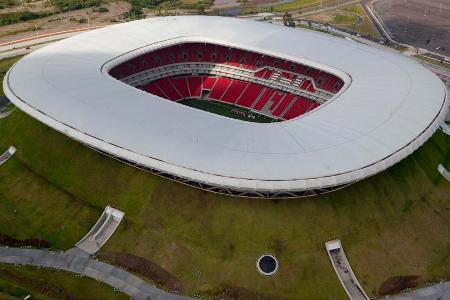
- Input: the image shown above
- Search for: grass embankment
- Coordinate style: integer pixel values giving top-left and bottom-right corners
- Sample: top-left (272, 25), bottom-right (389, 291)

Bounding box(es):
top-left (341, 4), bottom-right (380, 37)
top-left (333, 11), bottom-right (358, 25)
top-left (0, 56), bottom-right (22, 97)
top-left (0, 263), bottom-right (128, 299)
top-left (304, 3), bottom-right (381, 38)
top-left (0, 56), bottom-right (449, 298)
top-left (414, 55), bottom-right (450, 68)
top-left (273, 0), bottom-right (318, 12)
top-left (273, 0), bottom-right (359, 13)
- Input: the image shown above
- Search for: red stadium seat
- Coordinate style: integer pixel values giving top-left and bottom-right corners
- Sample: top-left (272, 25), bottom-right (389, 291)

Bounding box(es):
top-left (170, 77), bottom-right (190, 99)
top-left (273, 94), bottom-right (295, 117)
top-left (202, 77), bottom-right (217, 90)
top-left (157, 78), bottom-right (182, 101)
top-left (254, 89), bottom-right (274, 110)
top-left (222, 80), bottom-right (248, 104)
top-left (187, 77), bottom-right (202, 97)
top-left (143, 82), bottom-right (166, 98)
top-left (209, 77), bottom-right (232, 100)
top-left (110, 42), bottom-right (339, 116)
top-left (269, 93), bottom-right (284, 111)
top-left (236, 83), bottom-right (264, 108)
top-left (283, 97), bottom-right (318, 120)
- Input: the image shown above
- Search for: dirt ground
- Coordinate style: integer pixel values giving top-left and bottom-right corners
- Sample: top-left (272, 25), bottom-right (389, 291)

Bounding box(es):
top-left (305, 9), bottom-right (361, 26)
top-left (217, 286), bottom-right (295, 300)
top-left (378, 276), bottom-right (421, 295)
top-left (372, 0), bottom-right (450, 56)
top-left (0, 1), bottom-right (130, 43)
top-left (0, 234), bottom-right (50, 248)
top-left (0, 0), bottom-right (53, 14)
top-left (212, 0), bottom-right (292, 10)
top-left (96, 252), bottom-right (184, 293)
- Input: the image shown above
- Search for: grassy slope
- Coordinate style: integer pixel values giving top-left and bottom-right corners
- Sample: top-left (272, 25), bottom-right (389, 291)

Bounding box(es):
top-left (333, 12), bottom-right (358, 25)
top-left (0, 263), bottom-right (128, 300)
top-left (0, 56), bottom-right (22, 97)
top-left (414, 55), bottom-right (450, 68)
top-left (274, 0), bottom-right (318, 12)
top-left (0, 108), bottom-right (449, 299)
top-left (0, 55), bottom-right (449, 298)
top-left (304, 3), bottom-right (381, 38)
top-left (341, 3), bottom-right (381, 37)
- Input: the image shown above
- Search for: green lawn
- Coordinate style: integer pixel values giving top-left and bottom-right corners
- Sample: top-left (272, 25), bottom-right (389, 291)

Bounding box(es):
top-left (0, 56), bottom-right (449, 299)
top-left (0, 56), bottom-right (22, 97)
top-left (304, 4), bottom-right (382, 38)
top-left (333, 12), bottom-right (358, 25)
top-left (341, 4), bottom-right (381, 37)
top-left (180, 98), bottom-right (277, 123)
top-left (273, 0), bottom-right (318, 12)
top-left (414, 55), bottom-right (450, 68)
top-left (0, 263), bottom-right (127, 299)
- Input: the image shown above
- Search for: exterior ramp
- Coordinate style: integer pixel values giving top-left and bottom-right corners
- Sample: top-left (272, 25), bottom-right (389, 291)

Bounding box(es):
top-left (75, 206), bottom-right (124, 255)
top-left (440, 122), bottom-right (450, 136)
top-left (438, 164), bottom-right (450, 182)
top-left (0, 146), bottom-right (16, 166)
top-left (325, 240), bottom-right (369, 300)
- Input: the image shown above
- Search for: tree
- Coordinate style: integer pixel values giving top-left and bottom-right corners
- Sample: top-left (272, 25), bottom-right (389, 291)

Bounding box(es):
top-left (282, 11), bottom-right (295, 27)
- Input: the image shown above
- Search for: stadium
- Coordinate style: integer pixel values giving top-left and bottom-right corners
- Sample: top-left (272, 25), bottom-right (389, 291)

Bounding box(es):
top-left (3, 16), bottom-right (449, 198)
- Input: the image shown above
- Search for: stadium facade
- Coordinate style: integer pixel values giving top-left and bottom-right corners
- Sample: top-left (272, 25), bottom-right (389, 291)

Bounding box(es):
top-left (3, 16), bottom-right (449, 198)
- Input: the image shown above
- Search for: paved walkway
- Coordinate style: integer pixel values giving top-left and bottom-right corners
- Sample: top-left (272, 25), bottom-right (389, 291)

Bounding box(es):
top-left (0, 26), bottom-right (105, 60)
top-left (325, 240), bottom-right (369, 300)
top-left (381, 282), bottom-right (450, 300)
top-left (0, 247), bottom-right (191, 300)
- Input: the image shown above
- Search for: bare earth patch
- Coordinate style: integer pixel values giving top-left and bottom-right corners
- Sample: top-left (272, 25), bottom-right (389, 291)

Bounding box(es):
top-left (0, 234), bottom-right (50, 248)
top-left (96, 252), bottom-right (184, 292)
top-left (216, 286), bottom-right (294, 300)
top-left (0, 1), bottom-right (130, 43)
top-left (378, 276), bottom-right (421, 295)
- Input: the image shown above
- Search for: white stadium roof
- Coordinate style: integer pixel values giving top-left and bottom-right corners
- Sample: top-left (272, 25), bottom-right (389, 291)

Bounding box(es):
top-left (4, 16), bottom-right (449, 196)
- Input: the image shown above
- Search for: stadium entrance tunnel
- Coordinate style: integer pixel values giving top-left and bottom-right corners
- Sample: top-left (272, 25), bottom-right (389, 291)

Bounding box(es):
top-left (108, 42), bottom-right (344, 123)
top-left (257, 255), bottom-right (279, 275)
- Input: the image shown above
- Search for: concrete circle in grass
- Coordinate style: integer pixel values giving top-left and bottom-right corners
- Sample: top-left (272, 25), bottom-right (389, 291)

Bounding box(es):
top-left (257, 254), bottom-right (279, 276)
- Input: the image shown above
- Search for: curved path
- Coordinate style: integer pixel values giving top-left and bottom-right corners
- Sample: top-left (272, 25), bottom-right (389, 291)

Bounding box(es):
top-left (0, 247), bottom-right (191, 300)
top-left (335, 10), bottom-right (364, 26)
top-left (383, 282), bottom-right (450, 300)
top-left (0, 108), bottom-right (16, 119)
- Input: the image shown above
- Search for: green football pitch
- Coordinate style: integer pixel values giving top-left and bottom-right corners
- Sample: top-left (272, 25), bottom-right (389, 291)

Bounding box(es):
top-left (179, 98), bottom-right (278, 123)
